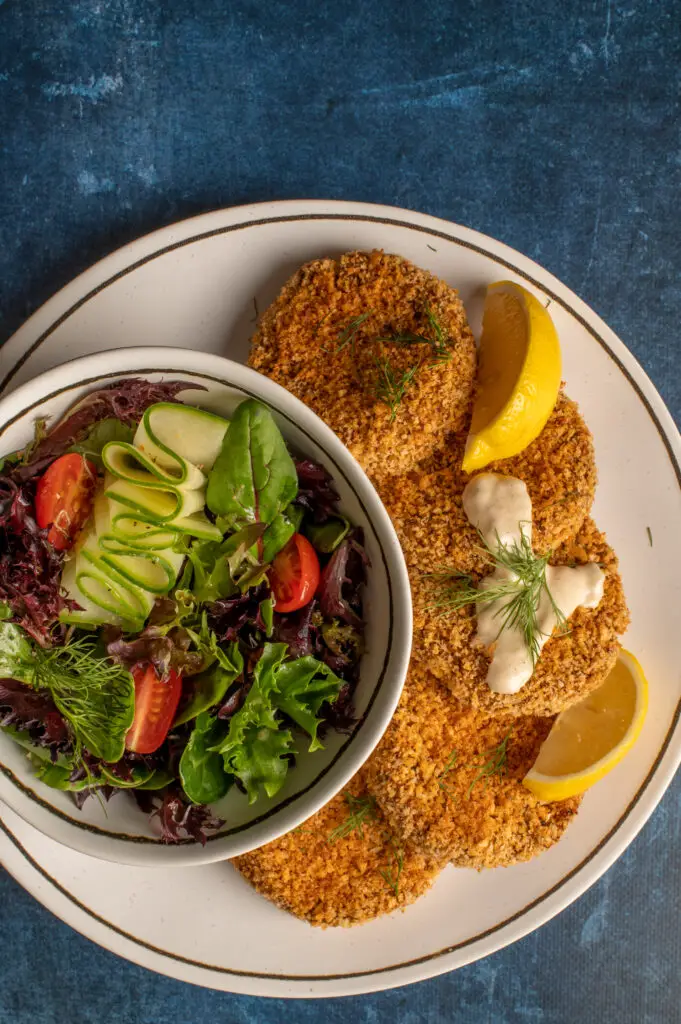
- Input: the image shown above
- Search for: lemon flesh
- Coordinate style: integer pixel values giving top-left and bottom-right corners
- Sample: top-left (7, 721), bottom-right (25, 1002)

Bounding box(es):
top-left (523, 650), bottom-right (648, 802)
top-left (462, 281), bottom-right (562, 472)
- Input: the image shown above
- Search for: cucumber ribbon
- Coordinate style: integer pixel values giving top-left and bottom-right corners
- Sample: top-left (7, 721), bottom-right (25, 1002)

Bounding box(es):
top-left (60, 403), bottom-right (229, 630)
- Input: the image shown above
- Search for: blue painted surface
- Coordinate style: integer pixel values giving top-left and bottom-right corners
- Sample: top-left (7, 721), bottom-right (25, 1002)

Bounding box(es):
top-left (0, 1), bottom-right (679, 1021)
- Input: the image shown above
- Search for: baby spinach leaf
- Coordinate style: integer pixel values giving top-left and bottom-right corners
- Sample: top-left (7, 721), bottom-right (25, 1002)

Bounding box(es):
top-left (305, 516), bottom-right (351, 554)
top-left (272, 657), bottom-right (343, 752)
top-left (180, 712), bottom-right (232, 805)
top-left (174, 642), bottom-right (244, 726)
top-left (206, 400), bottom-right (298, 528)
top-left (136, 769), bottom-right (176, 791)
top-left (261, 504), bottom-right (304, 563)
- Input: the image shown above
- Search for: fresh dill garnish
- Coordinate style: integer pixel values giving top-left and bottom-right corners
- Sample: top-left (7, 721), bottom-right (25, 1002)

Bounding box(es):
top-left (34, 638), bottom-right (135, 763)
top-left (370, 353), bottom-right (422, 421)
top-left (426, 244), bottom-right (437, 252)
top-left (466, 729), bottom-right (513, 798)
top-left (379, 833), bottom-right (404, 898)
top-left (314, 310), bottom-right (332, 336)
top-left (426, 530), bottom-right (567, 665)
top-left (335, 310), bottom-right (373, 353)
top-left (437, 748), bottom-right (459, 802)
top-left (328, 792), bottom-right (378, 843)
top-left (376, 304), bottom-right (452, 364)
top-left (646, 526), bottom-right (653, 547)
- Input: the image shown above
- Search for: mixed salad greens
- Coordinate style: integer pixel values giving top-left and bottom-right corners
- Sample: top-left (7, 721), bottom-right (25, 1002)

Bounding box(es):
top-left (0, 379), bottom-right (367, 843)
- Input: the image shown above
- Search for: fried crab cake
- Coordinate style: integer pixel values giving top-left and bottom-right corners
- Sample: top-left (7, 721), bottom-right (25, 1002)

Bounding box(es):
top-left (248, 250), bottom-right (477, 480)
top-left (410, 517), bottom-right (630, 717)
top-left (380, 390), bottom-right (597, 576)
top-left (364, 667), bottom-right (581, 869)
top-left (232, 770), bottom-right (444, 927)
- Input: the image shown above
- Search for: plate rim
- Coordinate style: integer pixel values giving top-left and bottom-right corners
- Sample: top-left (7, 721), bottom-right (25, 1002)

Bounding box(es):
top-left (0, 197), bottom-right (679, 997)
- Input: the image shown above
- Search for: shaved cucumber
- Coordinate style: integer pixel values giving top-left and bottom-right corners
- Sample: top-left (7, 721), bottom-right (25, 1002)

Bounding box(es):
top-left (135, 403), bottom-right (229, 472)
top-left (60, 402), bottom-right (228, 628)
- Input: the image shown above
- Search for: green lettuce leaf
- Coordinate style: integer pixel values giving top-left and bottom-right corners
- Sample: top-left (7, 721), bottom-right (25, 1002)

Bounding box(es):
top-left (210, 643), bottom-right (343, 803)
top-left (210, 642), bottom-right (291, 803)
top-left (271, 657), bottom-right (344, 752)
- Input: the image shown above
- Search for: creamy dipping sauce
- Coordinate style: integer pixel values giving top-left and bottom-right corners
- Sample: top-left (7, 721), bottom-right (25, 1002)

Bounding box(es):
top-left (462, 473), bottom-right (605, 694)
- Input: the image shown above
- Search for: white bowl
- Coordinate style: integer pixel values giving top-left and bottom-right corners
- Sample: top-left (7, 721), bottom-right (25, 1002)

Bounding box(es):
top-left (0, 347), bottom-right (412, 866)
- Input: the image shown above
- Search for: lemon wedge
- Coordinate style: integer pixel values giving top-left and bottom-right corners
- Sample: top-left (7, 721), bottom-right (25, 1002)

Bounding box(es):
top-left (462, 281), bottom-right (562, 472)
top-left (523, 649), bottom-right (648, 802)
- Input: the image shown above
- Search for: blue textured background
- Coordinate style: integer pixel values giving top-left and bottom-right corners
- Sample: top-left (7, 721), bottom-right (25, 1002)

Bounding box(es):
top-left (0, 1), bottom-right (679, 1021)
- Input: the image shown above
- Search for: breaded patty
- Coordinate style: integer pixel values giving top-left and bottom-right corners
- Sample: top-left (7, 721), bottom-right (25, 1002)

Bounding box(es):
top-left (364, 667), bottom-right (582, 868)
top-left (380, 391), bottom-right (597, 575)
top-left (248, 250), bottom-right (477, 480)
top-left (232, 770), bottom-right (444, 927)
top-left (411, 517), bottom-right (630, 716)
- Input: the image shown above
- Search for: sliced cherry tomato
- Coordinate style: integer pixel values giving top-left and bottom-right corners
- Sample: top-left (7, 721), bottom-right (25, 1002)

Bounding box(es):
top-left (35, 453), bottom-right (97, 551)
top-left (269, 533), bottom-right (320, 613)
top-left (125, 665), bottom-right (183, 755)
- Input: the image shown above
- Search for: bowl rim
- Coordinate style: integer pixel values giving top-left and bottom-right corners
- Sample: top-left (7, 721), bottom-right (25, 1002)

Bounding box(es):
top-left (0, 346), bottom-right (412, 866)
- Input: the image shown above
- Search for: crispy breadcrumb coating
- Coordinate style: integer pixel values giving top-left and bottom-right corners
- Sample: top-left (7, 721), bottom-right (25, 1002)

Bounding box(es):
top-left (248, 250), bottom-right (477, 481)
top-left (380, 391), bottom-right (597, 575)
top-left (411, 517), bottom-right (630, 716)
top-left (364, 667), bottom-right (582, 868)
top-left (232, 770), bottom-right (444, 927)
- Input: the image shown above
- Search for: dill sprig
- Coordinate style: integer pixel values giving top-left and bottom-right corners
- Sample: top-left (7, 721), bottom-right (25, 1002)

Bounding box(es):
top-left (376, 304), bottom-right (452, 364)
top-left (466, 729), bottom-right (513, 798)
top-left (370, 353), bottom-right (422, 421)
top-left (426, 530), bottom-right (567, 665)
top-left (328, 792), bottom-right (378, 843)
top-left (335, 310), bottom-right (373, 353)
top-left (437, 748), bottom-right (459, 802)
top-left (34, 638), bottom-right (135, 764)
top-left (379, 833), bottom-right (404, 899)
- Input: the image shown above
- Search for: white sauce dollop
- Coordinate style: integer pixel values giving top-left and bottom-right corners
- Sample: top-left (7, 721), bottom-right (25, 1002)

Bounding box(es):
top-left (462, 473), bottom-right (605, 694)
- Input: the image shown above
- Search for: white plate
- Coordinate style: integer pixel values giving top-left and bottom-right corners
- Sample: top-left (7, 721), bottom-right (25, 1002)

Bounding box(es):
top-left (1, 199), bottom-right (679, 998)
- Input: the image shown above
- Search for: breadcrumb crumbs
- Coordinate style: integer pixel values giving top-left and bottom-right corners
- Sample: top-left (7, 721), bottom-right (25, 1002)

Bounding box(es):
top-left (248, 250), bottom-right (477, 481)
top-left (364, 666), bottom-right (582, 868)
top-left (379, 391), bottom-right (597, 576)
top-left (232, 770), bottom-right (445, 927)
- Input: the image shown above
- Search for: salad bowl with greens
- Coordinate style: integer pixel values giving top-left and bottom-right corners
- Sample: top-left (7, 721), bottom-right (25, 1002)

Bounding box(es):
top-left (0, 348), bottom-right (411, 865)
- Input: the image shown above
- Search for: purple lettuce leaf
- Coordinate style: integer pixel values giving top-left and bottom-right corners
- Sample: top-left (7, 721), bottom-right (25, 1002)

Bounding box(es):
top-left (317, 532), bottom-right (368, 629)
top-left (0, 479), bottom-right (74, 645)
top-left (105, 625), bottom-right (204, 680)
top-left (142, 787), bottom-right (225, 845)
top-left (293, 458), bottom-right (340, 523)
top-left (0, 678), bottom-right (71, 755)
top-left (12, 378), bottom-right (205, 481)
top-left (207, 581), bottom-right (270, 647)
top-left (271, 599), bottom-right (319, 659)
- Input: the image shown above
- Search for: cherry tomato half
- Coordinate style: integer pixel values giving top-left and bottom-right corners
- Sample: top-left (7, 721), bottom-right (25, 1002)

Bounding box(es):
top-left (35, 453), bottom-right (97, 551)
top-left (269, 533), bottom-right (320, 613)
top-left (125, 665), bottom-right (183, 755)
